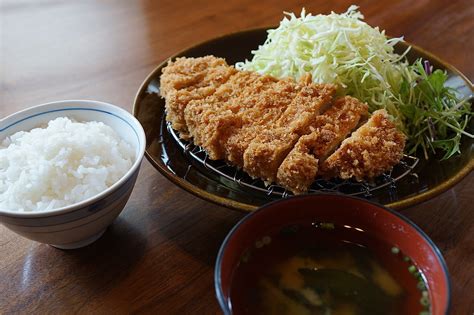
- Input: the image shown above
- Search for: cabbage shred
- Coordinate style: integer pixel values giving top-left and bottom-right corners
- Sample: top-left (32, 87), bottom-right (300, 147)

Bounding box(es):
top-left (236, 6), bottom-right (473, 159)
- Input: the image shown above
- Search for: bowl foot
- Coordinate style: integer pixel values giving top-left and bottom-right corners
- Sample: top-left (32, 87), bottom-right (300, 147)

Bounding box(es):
top-left (49, 229), bottom-right (107, 250)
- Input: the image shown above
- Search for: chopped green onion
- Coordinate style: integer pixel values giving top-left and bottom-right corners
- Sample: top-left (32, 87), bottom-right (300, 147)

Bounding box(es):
top-left (420, 295), bottom-right (430, 306)
top-left (417, 281), bottom-right (426, 290)
top-left (320, 222), bottom-right (335, 230)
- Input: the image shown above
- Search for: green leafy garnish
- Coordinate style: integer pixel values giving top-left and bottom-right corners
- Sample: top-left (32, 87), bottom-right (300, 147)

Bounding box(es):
top-left (237, 6), bottom-right (473, 160)
top-left (396, 60), bottom-right (473, 159)
top-left (299, 268), bottom-right (394, 315)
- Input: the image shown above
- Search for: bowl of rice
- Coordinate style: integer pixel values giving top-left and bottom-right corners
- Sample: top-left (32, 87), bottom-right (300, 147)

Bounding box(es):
top-left (0, 100), bottom-right (146, 249)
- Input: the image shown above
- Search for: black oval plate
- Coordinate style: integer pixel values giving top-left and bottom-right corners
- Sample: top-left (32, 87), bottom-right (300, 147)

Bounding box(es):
top-left (133, 28), bottom-right (473, 212)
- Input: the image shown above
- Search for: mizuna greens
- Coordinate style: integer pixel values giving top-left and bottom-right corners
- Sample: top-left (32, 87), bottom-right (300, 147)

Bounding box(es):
top-left (236, 6), bottom-right (473, 159)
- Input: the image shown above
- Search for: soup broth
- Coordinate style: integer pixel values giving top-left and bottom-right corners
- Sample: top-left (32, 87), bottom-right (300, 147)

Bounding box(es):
top-left (229, 222), bottom-right (430, 315)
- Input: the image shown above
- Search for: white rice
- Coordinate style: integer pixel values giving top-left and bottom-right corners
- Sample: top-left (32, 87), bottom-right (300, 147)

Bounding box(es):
top-left (0, 117), bottom-right (135, 212)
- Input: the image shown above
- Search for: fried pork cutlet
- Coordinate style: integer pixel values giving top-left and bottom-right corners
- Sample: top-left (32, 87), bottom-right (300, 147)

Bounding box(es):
top-left (160, 56), bottom-right (407, 194)
top-left (213, 75), bottom-right (298, 165)
top-left (183, 71), bottom-right (261, 159)
top-left (243, 79), bottom-right (336, 183)
top-left (242, 128), bottom-right (300, 184)
top-left (276, 96), bottom-right (369, 193)
top-left (275, 138), bottom-right (319, 194)
top-left (320, 109), bottom-right (406, 181)
top-left (160, 56), bottom-right (236, 138)
top-left (223, 77), bottom-right (315, 167)
top-left (184, 72), bottom-right (297, 161)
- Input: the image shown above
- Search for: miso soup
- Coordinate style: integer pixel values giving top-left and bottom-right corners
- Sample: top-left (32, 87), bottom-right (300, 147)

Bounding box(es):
top-left (229, 222), bottom-right (430, 315)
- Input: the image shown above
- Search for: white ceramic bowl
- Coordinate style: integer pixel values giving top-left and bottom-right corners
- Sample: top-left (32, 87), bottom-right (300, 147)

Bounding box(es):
top-left (0, 100), bottom-right (146, 249)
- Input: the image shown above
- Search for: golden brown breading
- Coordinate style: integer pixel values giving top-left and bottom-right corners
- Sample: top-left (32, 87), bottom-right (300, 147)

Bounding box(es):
top-left (309, 96), bottom-right (369, 160)
top-left (184, 72), bottom-right (294, 161)
top-left (184, 104), bottom-right (242, 160)
top-left (160, 56), bottom-right (236, 137)
top-left (222, 77), bottom-right (300, 166)
top-left (183, 71), bottom-right (259, 159)
top-left (242, 79), bottom-right (336, 183)
top-left (276, 96), bottom-right (369, 193)
top-left (275, 78), bottom-right (336, 135)
top-left (320, 109), bottom-right (406, 180)
top-left (270, 136), bottom-right (319, 193)
top-left (224, 126), bottom-right (262, 167)
top-left (243, 128), bottom-right (299, 184)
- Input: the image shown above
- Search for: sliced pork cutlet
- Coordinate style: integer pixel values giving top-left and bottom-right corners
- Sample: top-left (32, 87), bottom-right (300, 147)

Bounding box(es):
top-left (223, 77), bottom-right (300, 167)
top-left (320, 109), bottom-right (406, 181)
top-left (276, 96), bottom-right (369, 194)
top-left (184, 72), bottom-right (290, 160)
top-left (160, 56), bottom-right (236, 138)
top-left (183, 71), bottom-right (260, 159)
top-left (242, 79), bottom-right (336, 184)
top-left (274, 138), bottom-right (319, 194)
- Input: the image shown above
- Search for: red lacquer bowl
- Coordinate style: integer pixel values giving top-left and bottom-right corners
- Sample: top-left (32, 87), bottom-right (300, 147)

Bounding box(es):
top-left (215, 194), bottom-right (450, 315)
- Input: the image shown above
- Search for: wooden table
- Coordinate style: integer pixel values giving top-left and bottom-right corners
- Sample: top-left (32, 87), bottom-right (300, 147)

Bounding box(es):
top-left (1, 0), bottom-right (472, 314)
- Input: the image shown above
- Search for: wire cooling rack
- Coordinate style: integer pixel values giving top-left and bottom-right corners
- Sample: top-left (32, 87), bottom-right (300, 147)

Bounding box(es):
top-left (167, 121), bottom-right (419, 198)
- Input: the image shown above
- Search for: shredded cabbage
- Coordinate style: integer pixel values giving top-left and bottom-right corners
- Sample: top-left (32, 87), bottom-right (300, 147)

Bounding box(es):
top-left (239, 8), bottom-right (404, 80)
top-left (236, 6), bottom-right (409, 125)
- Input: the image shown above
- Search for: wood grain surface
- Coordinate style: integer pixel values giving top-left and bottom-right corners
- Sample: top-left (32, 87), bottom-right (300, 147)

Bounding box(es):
top-left (1, 0), bottom-right (473, 314)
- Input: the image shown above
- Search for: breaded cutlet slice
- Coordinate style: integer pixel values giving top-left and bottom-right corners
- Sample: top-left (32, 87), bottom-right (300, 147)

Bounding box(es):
top-left (185, 72), bottom-right (292, 160)
top-left (223, 77), bottom-right (300, 166)
top-left (242, 128), bottom-right (299, 184)
top-left (183, 71), bottom-right (261, 159)
top-left (276, 96), bottom-right (369, 194)
top-left (320, 109), bottom-right (406, 181)
top-left (160, 56), bottom-right (236, 138)
top-left (243, 78), bottom-right (336, 183)
top-left (275, 75), bottom-right (336, 135)
top-left (274, 139), bottom-right (319, 194)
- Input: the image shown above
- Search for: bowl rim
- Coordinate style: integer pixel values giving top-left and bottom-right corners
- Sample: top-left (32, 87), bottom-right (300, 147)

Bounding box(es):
top-left (214, 193), bottom-right (451, 315)
top-left (0, 99), bottom-right (146, 218)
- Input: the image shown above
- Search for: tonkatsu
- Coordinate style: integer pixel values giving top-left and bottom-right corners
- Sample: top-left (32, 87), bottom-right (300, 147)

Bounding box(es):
top-left (159, 55), bottom-right (406, 194)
